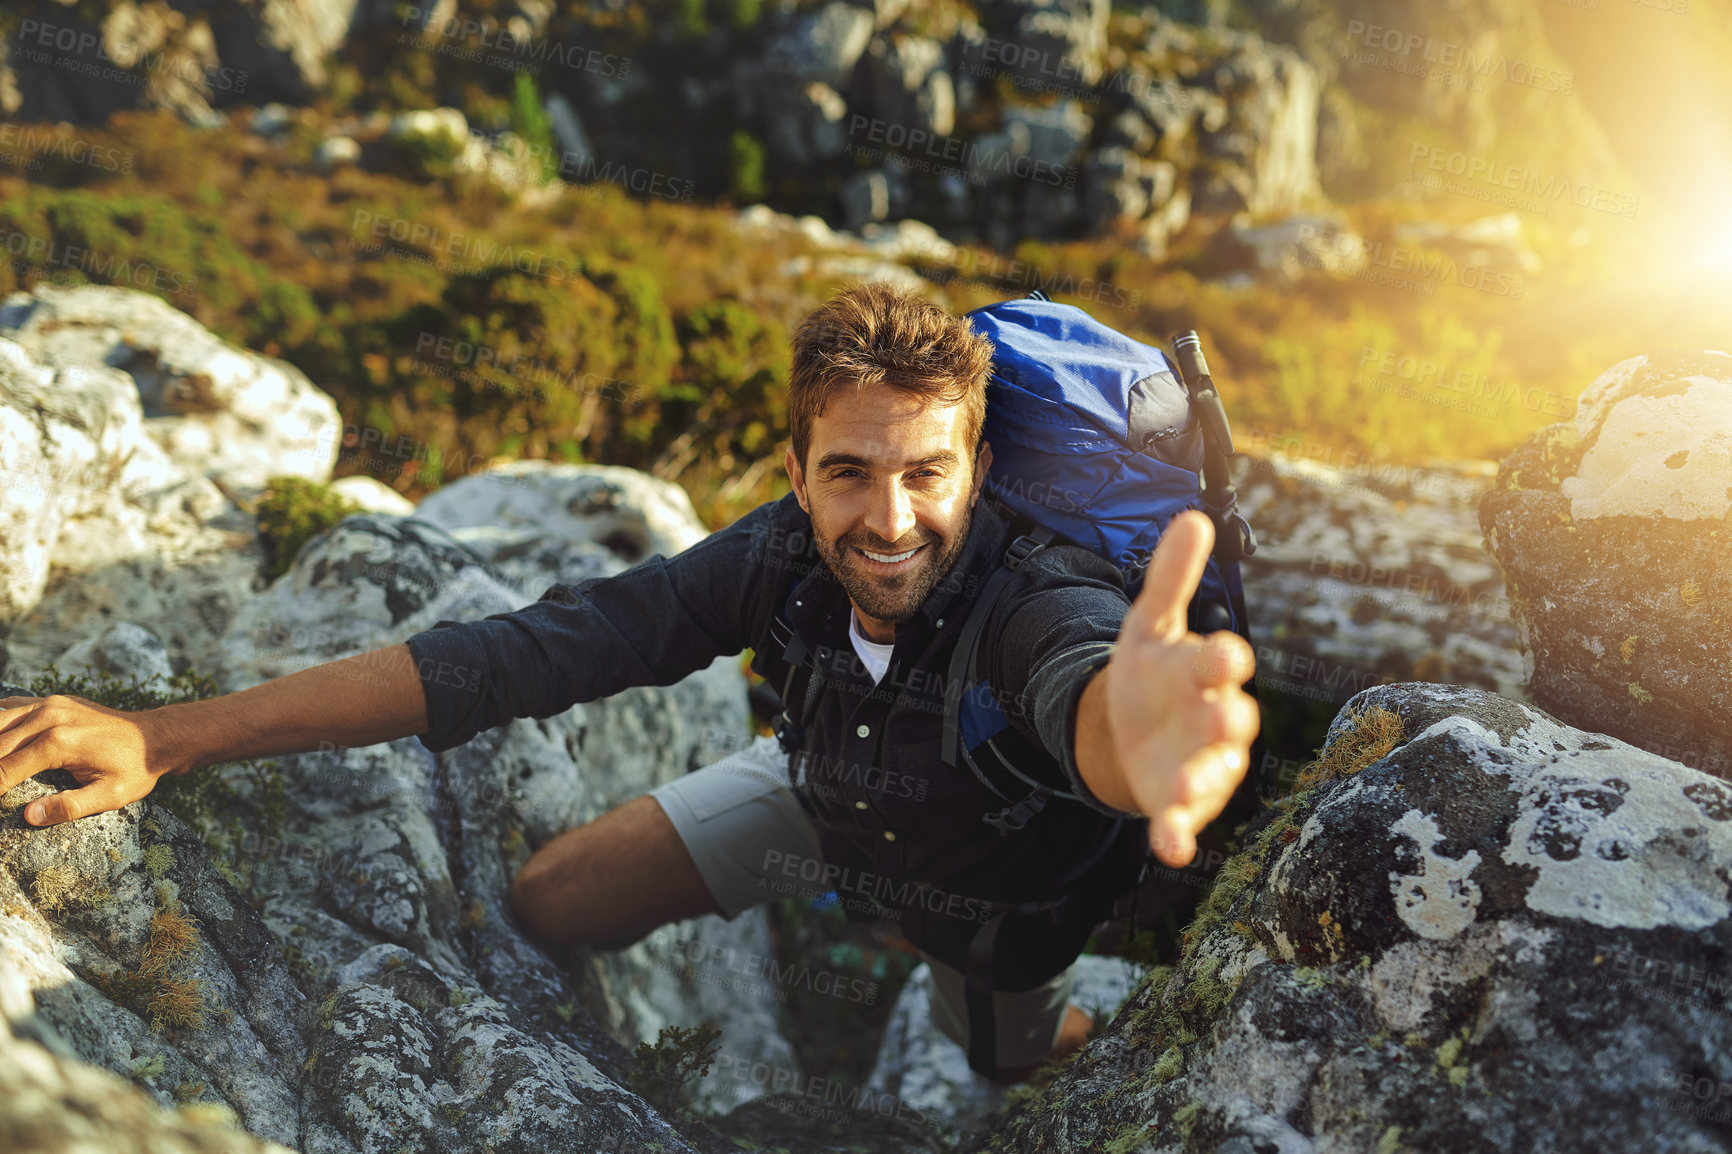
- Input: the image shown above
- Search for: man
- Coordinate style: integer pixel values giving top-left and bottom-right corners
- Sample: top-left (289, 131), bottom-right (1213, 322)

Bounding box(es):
top-left (0, 281), bottom-right (1257, 1084)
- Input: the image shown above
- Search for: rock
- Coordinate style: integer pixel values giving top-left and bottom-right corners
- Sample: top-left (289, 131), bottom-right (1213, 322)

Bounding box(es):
top-left (328, 475), bottom-right (416, 517)
top-left (760, 81), bottom-right (851, 166)
top-left (761, 1), bottom-right (876, 89)
top-left (975, 0), bottom-right (1111, 90)
top-left (544, 92), bottom-right (593, 169)
top-left (0, 283), bottom-right (342, 681)
top-left (52, 622), bottom-right (175, 684)
top-left (1214, 214), bottom-right (1368, 283)
top-left (0, 283), bottom-right (341, 494)
top-left (1192, 34), bottom-right (1322, 217)
top-left (857, 219), bottom-right (958, 264)
top-left (1080, 148), bottom-right (1177, 231)
top-left (205, 0), bottom-right (378, 102)
top-left (250, 103), bottom-right (296, 136)
top-left (867, 955), bottom-right (1144, 1145)
top-left (1002, 99), bottom-right (1092, 170)
top-left (0, 472), bottom-right (789, 1152)
top-left (1232, 445), bottom-right (1525, 732)
top-left (843, 170), bottom-right (895, 229)
top-left (313, 135), bottom-right (362, 170)
top-left (0, 949), bottom-right (293, 1153)
top-left (0, 334), bottom-right (142, 624)
top-left (389, 106), bottom-right (476, 176)
top-left (1480, 351), bottom-right (1732, 780)
top-left (0, 333), bottom-right (260, 682)
top-left (1395, 213), bottom-right (1544, 277)
top-left (859, 34), bottom-right (956, 137)
top-left (973, 682), bottom-right (1732, 1152)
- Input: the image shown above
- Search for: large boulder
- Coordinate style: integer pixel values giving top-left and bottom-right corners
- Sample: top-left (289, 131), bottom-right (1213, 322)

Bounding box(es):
top-left (1480, 350), bottom-right (1732, 780)
top-left (0, 284), bottom-right (340, 495)
top-left (0, 284), bottom-right (343, 681)
top-left (1191, 32), bottom-right (1322, 216)
top-left (969, 682), bottom-right (1732, 1152)
top-left (1, 0), bottom-right (389, 123)
top-left (858, 34), bottom-right (956, 138)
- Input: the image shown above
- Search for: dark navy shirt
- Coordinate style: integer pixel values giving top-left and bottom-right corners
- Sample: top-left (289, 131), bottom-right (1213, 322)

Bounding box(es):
top-left (407, 489), bottom-right (1150, 985)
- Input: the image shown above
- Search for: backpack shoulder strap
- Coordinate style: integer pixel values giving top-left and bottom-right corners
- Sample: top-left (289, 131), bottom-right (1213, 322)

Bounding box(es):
top-left (941, 516), bottom-right (1090, 830)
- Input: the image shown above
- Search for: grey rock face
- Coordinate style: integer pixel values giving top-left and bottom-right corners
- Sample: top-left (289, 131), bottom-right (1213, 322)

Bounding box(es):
top-left (0, 948), bottom-right (293, 1153)
top-left (1191, 34), bottom-right (1321, 216)
top-left (1234, 446), bottom-right (1526, 734)
top-left (969, 682), bottom-right (1732, 1153)
top-left (53, 622), bottom-right (176, 684)
top-left (761, 1), bottom-right (876, 90)
top-left (1480, 350), bottom-right (1732, 780)
top-left (975, 0), bottom-right (1111, 90)
top-left (859, 34), bottom-right (956, 137)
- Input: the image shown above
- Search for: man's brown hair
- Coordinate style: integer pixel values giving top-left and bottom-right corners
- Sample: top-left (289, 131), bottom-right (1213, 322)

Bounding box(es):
top-left (787, 280), bottom-right (995, 474)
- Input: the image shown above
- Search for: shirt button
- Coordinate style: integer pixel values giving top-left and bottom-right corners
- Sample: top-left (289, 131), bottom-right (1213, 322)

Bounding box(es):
top-left (856, 724), bottom-right (870, 738)
top-left (855, 800), bottom-right (868, 810)
top-left (883, 830), bottom-right (896, 841)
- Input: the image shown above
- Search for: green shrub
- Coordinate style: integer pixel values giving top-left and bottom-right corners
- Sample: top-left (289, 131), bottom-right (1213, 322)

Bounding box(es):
top-left (727, 131), bottom-right (767, 203)
top-left (509, 73), bottom-right (558, 185)
top-left (627, 1022), bottom-right (723, 1117)
top-left (253, 476), bottom-right (362, 582)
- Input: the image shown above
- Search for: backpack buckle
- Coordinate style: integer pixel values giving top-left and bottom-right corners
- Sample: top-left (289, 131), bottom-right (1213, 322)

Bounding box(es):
top-left (1003, 533), bottom-right (1044, 571)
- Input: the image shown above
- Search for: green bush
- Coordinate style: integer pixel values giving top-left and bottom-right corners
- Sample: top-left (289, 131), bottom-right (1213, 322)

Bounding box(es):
top-left (727, 131), bottom-right (767, 203)
top-left (252, 476), bottom-right (362, 582)
top-left (509, 73), bottom-right (558, 185)
top-left (627, 1022), bottom-right (723, 1117)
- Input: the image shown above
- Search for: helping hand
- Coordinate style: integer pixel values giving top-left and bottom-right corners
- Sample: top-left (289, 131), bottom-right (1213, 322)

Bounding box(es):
top-left (1102, 510), bottom-right (1260, 867)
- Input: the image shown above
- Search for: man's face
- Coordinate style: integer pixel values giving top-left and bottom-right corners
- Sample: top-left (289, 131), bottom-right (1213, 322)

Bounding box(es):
top-left (785, 381), bottom-right (992, 642)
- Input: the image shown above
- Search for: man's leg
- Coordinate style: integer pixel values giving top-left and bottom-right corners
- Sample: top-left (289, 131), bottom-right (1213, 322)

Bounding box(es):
top-left (922, 953), bottom-right (1097, 1084)
top-left (509, 793), bottom-right (721, 949)
top-left (510, 733), bottom-right (822, 950)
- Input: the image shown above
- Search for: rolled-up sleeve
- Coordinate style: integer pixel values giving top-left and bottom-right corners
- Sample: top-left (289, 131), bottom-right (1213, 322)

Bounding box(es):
top-left (406, 498), bottom-right (778, 752)
top-left (990, 545), bottom-right (1143, 820)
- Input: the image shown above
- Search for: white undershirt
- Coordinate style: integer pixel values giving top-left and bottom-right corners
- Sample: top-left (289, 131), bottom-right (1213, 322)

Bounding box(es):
top-left (848, 606), bottom-right (895, 685)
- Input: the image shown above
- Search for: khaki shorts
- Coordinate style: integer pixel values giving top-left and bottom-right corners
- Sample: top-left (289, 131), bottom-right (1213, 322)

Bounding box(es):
top-left (648, 733), bottom-right (1075, 1069)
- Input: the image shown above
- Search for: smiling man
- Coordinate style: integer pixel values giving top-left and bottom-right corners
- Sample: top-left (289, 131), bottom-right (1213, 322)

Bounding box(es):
top-left (0, 280), bottom-right (1257, 1084)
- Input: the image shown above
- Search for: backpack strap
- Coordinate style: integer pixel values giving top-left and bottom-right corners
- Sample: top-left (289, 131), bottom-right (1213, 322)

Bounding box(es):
top-left (769, 590), bottom-right (825, 791)
top-left (941, 518), bottom-right (1085, 832)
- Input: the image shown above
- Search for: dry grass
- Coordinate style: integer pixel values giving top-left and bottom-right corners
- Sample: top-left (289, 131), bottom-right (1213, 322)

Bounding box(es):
top-left (1291, 706), bottom-right (1406, 793)
top-left (141, 905), bottom-right (202, 975)
top-left (147, 976), bottom-right (208, 1030)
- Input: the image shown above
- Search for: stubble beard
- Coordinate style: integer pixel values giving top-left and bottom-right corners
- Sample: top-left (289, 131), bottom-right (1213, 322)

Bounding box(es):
top-left (814, 500), bottom-right (975, 626)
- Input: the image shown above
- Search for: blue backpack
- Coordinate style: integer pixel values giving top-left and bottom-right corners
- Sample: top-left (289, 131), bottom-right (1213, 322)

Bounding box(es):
top-left (939, 290), bottom-right (1258, 831)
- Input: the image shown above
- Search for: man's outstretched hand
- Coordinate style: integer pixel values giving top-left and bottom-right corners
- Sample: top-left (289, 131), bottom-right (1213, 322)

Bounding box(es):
top-left (0, 695), bottom-right (177, 826)
top-left (1092, 510), bottom-right (1259, 867)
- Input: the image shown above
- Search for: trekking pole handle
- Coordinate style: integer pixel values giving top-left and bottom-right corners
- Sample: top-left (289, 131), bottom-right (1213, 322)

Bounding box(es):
top-left (1171, 331), bottom-right (1236, 457)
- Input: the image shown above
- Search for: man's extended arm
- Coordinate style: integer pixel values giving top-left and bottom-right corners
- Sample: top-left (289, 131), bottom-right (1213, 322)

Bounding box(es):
top-left (0, 495), bottom-right (784, 826)
top-left (1074, 513), bottom-right (1258, 865)
top-left (995, 511), bottom-right (1258, 865)
top-left (0, 644), bottom-right (430, 826)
